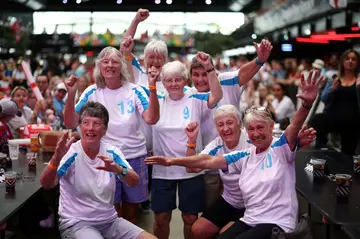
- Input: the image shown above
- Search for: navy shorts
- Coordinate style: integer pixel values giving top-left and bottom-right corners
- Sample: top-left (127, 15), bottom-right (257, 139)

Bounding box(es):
top-left (151, 175), bottom-right (205, 214)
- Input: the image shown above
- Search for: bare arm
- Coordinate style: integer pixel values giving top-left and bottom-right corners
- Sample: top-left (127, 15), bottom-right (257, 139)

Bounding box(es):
top-left (171, 154), bottom-right (228, 170)
top-left (142, 67), bottom-right (160, 125)
top-left (239, 40), bottom-right (273, 86)
top-left (120, 37), bottom-right (136, 83)
top-left (123, 9), bottom-right (149, 39)
top-left (64, 75), bottom-right (80, 129)
top-left (40, 152), bottom-right (61, 189)
top-left (184, 122), bottom-right (203, 173)
top-left (285, 71), bottom-right (323, 150)
top-left (116, 166), bottom-right (140, 187)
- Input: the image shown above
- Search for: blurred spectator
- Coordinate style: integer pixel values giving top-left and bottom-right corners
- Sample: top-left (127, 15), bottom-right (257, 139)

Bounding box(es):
top-left (269, 82), bottom-right (296, 126)
top-left (36, 74), bottom-right (51, 99)
top-left (75, 74), bottom-right (90, 104)
top-left (254, 83), bottom-right (272, 107)
top-left (271, 60), bottom-right (286, 81)
top-left (70, 57), bottom-right (86, 77)
top-left (0, 98), bottom-right (22, 142)
top-left (11, 61), bottom-right (27, 89)
top-left (52, 82), bottom-right (67, 119)
top-left (8, 87), bottom-right (33, 138)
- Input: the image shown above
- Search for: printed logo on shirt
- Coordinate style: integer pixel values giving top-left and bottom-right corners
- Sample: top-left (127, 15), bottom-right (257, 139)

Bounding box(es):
top-left (260, 153), bottom-right (273, 170)
top-left (118, 100), bottom-right (135, 115)
top-left (183, 106), bottom-right (190, 119)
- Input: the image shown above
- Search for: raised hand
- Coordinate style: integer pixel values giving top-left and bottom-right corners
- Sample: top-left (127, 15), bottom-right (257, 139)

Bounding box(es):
top-left (195, 52), bottom-right (213, 71)
top-left (135, 9), bottom-right (150, 23)
top-left (297, 70), bottom-right (323, 108)
top-left (55, 132), bottom-right (76, 160)
top-left (331, 75), bottom-right (340, 91)
top-left (65, 75), bottom-right (79, 96)
top-left (120, 36), bottom-right (134, 56)
top-left (185, 122), bottom-right (199, 142)
top-left (96, 155), bottom-right (122, 174)
top-left (297, 125), bottom-right (317, 147)
top-left (254, 39), bottom-right (273, 63)
top-left (144, 156), bottom-right (171, 166)
top-left (148, 66), bottom-right (160, 85)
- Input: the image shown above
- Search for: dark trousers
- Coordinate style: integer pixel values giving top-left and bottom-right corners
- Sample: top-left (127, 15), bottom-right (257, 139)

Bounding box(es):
top-left (311, 113), bottom-right (360, 155)
top-left (217, 220), bottom-right (281, 239)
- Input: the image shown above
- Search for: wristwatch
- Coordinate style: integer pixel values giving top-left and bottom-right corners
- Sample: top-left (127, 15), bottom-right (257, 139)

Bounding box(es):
top-left (255, 57), bottom-right (264, 66)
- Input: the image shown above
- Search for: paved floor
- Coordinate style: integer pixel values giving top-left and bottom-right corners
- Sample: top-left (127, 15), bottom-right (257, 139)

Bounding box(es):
top-left (3, 193), bottom-right (352, 239)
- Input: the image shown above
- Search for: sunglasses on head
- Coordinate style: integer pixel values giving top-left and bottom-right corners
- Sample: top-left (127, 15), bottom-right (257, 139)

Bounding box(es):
top-left (245, 106), bottom-right (271, 116)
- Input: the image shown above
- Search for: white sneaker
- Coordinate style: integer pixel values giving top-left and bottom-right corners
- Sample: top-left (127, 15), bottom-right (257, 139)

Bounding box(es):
top-left (39, 214), bottom-right (54, 228)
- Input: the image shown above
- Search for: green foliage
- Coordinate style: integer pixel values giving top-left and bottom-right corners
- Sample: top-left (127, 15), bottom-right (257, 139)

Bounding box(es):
top-left (193, 31), bottom-right (235, 56)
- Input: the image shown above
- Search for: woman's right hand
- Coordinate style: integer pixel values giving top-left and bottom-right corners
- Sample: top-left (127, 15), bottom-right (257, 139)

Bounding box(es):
top-left (185, 122), bottom-right (199, 142)
top-left (65, 75), bottom-right (78, 96)
top-left (54, 132), bottom-right (76, 161)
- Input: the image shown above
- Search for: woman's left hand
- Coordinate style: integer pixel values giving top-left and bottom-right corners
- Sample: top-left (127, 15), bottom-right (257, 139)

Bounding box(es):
top-left (195, 52), bottom-right (213, 71)
top-left (297, 125), bottom-right (317, 147)
top-left (96, 155), bottom-right (122, 174)
top-left (296, 70), bottom-right (324, 108)
top-left (148, 66), bottom-right (160, 85)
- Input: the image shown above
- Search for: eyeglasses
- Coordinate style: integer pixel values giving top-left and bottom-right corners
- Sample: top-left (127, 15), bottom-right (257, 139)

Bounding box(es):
top-left (245, 106), bottom-right (271, 116)
top-left (163, 78), bottom-right (184, 84)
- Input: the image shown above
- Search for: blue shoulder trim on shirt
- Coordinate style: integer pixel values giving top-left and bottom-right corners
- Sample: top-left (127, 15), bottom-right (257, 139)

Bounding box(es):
top-left (133, 87), bottom-right (149, 110)
top-left (208, 145), bottom-right (223, 156)
top-left (106, 150), bottom-right (128, 169)
top-left (140, 85), bottom-right (150, 97)
top-left (189, 93), bottom-right (210, 102)
top-left (75, 88), bottom-right (97, 114)
top-left (271, 134), bottom-right (288, 148)
top-left (132, 57), bottom-right (146, 74)
top-left (220, 76), bottom-right (239, 86)
top-left (57, 153), bottom-right (78, 179)
top-left (224, 151), bottom-right (250, 165)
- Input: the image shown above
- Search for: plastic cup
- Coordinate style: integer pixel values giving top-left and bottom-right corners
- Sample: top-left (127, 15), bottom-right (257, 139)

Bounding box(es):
top-left (335, 174), bottom-right (351, 197)
top-left (5, 171), bottom-right (17, 193)
top-left (8, 143), bottom-right (19, 160)
top-left (353, 155), bottom-right (360, 174)
top-left (310, 158), bottom-right (326, 178)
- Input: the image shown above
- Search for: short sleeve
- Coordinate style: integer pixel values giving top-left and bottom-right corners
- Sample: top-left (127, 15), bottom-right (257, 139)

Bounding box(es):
top-left (106, 146), bottom-right (133, 170)
top-left (271, 134), bottom-right (296, 164)
top-left (223, 150), bottom-right (250, 174)
top-left (132, 57), bottom-right (147, 84)
top-left (200, 138), bottom-right (223, 156)
top-left (190, 93), bottom-right (211, 120)
top-left (57, 147), bottom-right (78, 180)
top-left (75, 85), bottom-right (97, 114)
top-left (133, 85), bottom-right (149, 115)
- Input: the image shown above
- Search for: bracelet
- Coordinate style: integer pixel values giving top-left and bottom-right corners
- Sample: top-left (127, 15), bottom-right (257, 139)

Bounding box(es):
top-left (125, 55), bottom-right (134, 61)
top-left (206, 67), bottom-right (215, 73)
top-left (302, 103), bottom-right (312, 110)
top-left (255, 57), bottom-right (264, 66)
top-left (149, 85), bottom-right (157, 91)
top-left (48, 162), bottom-right (57, 171)
top-left (187, 143), bottom-right (196, 148)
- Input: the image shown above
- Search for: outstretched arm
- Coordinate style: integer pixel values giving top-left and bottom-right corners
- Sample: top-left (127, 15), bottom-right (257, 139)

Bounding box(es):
top-left (123, 9), bottom-right (150, 39)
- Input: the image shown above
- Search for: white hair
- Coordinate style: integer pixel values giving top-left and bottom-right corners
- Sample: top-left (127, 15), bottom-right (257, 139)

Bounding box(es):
top-left (243, 108), bottom-right (273, 129)
top-left (93, 46), bottom-right (130, 89)
top-left (144, 40), bottom-right (168, 64)
top-left (161, 61), bottom-right (188, 82)
top-left (213, 104), bottom-right (242, 122)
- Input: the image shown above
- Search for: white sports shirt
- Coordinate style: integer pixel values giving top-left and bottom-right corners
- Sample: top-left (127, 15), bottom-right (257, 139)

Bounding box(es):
top-left (75, 82), bottom-right (149, 159)
top-left (200, 129), bottom-right (250, 209)
top-left (57, 140), bottom-right (132, 230)
top-left (152, 90), bottom-right (211, 180)
top-left (224, 134), bottom-right (298, 233)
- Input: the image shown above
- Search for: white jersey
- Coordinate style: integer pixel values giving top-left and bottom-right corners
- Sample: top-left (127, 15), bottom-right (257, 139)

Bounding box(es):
top-left (75, 82), bottom-right (149, 159)
top-left (152, 91), bottom-right (211, 180)
top-left (189, 70), bottom-right (244, 148)
top-left (224, 134), bottom-right (298, 232)
top-left (200, 129), bottom-right (250, 209)
top-left (57, 140), bottom-right (132, 230)
top-left (271, 96), bottom-right (296, 121)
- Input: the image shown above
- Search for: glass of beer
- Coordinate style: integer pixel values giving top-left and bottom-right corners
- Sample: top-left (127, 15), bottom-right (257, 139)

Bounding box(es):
top-left (4, 171), bottom-right (17, 193)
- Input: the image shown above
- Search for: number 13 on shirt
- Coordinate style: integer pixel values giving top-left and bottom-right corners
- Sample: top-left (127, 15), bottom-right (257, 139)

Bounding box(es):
top-left (118, 100), bottom-right (135, 115)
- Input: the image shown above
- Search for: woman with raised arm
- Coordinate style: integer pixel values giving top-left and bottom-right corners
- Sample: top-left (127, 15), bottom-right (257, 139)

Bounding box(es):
top-left (150, 52), bottom-right (222, 239)
top-left (146, 70), bottom-right (323, 238)
top-left (63, 46), bottom-right (159, 224)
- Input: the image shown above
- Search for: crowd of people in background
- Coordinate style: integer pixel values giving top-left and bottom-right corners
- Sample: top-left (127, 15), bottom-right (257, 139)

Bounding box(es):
top-left (0, 8), bottom-right (360, 239)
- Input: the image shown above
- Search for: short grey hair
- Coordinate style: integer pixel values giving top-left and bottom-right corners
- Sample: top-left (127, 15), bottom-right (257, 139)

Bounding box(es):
top-left (144, 40), bottom-right (168, 67)
top-left (93, 46), bottom-right (131, 89)
top-left (243, 107), bottom-right (273, 129)
top-left (213, 105), bottom-right (241, 122)
top-left (79, 102), bottom-right (109, 129)
top-left (161, 61), bottom-right (188, 82)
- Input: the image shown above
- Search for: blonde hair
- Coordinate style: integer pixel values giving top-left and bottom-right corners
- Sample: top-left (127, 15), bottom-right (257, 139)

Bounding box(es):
top-left (11, 86), bottom-right (28, 98)
top-left (161, 61), bottom-right (188, 82)
top-left (243, 107), bottom-right (273, 129)
top-left (213, 104), bottom-right (241, 122)
top-left (93, 46), bottom-right (130, 89)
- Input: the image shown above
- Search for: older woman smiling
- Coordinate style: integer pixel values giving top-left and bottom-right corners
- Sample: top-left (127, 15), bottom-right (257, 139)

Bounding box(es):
top-left (64, 46), bottom-right (159, 224)
top-left (146, 70), bottom-right (323, 238)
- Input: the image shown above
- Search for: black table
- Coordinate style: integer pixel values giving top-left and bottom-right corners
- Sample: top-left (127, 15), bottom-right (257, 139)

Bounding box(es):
top-left (0, 150), bottom-right (51, 237)
top-left (342, 226), bottom-right (360, 239)
top-left (295, 150), bottom-right (360, 226)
